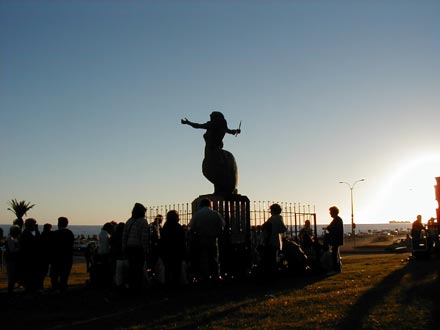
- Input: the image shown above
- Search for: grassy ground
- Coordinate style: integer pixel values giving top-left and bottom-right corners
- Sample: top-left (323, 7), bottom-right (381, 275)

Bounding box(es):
top-left (1, 241), bottom-right (439, 330)
top-left (0, 256), bottom-right (88, 290)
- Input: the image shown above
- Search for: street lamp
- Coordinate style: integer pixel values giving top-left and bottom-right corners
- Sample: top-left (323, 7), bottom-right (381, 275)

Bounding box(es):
top-left (339, 179), bottom-right (365, 247)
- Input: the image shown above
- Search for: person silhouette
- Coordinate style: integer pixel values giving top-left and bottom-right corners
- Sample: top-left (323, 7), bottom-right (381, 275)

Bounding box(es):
top-left (189, 198), bottom-right (225, 282)
top-left (326, 206), bottom-right (344, 273)
top-left (50, 217), bottom-right (74, 292)
top-left (411, 214), bottom-right (425, 250)
top-left (181, 112), bottom-right (241, 195)
top-left (260, 203), bottom-right (287, 277)
top-left (160, 210), bottom-right (186, 286)
top-left (122, 203), bottom-right (149, 292)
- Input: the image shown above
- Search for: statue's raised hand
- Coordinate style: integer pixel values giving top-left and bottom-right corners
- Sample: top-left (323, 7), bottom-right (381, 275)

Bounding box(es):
top-left (181, 118), bottom-right (189, 125)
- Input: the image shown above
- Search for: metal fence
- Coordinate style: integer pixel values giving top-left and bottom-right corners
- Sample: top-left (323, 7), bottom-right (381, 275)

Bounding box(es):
top-left (145, 201), bottom-right (317, 243)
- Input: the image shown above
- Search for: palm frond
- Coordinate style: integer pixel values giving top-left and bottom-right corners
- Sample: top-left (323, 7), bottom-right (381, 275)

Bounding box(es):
top-left (7, 198), bottom-right (36, 218)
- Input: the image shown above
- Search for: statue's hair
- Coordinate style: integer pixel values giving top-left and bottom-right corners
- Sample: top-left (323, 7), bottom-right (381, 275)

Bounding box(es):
top-left (210, 111), bottom-right (227, 128)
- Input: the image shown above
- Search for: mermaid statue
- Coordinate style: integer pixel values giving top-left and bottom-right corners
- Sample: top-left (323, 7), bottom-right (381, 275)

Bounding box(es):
top-left (181, 111), bottom-right (241, 196)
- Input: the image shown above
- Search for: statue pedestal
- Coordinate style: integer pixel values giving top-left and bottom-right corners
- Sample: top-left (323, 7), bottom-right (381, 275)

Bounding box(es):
top-left (192, 194), bottom-right (251, 278)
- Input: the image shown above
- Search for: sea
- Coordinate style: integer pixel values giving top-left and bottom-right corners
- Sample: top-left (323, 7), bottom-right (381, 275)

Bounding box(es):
top-left (0, 222), bottom-right (412, 239)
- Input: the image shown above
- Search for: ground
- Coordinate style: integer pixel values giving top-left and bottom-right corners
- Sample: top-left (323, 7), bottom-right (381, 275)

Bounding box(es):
top-left (1, 236), bottom-right (439, 330)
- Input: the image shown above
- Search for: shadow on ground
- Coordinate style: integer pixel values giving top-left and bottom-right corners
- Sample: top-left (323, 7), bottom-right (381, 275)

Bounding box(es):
top-left (0, 271), bottom-right (325, 330)
top-left (335, 256), bottom-right (440, 330)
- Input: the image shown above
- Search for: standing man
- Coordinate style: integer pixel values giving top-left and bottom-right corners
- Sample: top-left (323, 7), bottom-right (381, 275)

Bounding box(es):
top-left (411, 214), bottom-right (425, 250)
top-left (189, 198), bottom-right (225, 281)
top-left (411, 214), bottom-right (424, 240)
top-left (122, 203), bottom-right (149, 291)
top-left (50, 217), bottom-right (74, 292)
top-left (261, 203), bottom-right (287, 276)
top-left (327, 206), bottom-right (344, 273)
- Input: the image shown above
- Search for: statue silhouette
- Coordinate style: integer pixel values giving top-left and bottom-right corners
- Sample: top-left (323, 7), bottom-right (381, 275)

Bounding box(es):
top-left (181, 112), bottom-right (241, 195)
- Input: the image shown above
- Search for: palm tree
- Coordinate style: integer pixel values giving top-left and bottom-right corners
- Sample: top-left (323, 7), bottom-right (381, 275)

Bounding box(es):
top-left (7, 199), bottom-right (36, 230)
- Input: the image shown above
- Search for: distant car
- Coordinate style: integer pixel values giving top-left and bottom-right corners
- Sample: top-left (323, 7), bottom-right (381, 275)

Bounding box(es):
top-left (385, 238), bottom-right (410, 253)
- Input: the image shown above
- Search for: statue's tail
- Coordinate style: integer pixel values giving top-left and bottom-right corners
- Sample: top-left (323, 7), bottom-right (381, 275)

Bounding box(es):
top-left (202, 148), bottom-right (238, 195)
top-left (223, 150), bottom-right (238, 194)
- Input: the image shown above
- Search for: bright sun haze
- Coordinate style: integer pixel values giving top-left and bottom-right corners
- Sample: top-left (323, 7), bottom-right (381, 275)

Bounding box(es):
top-left (360, 155), bottom-right (440, 223)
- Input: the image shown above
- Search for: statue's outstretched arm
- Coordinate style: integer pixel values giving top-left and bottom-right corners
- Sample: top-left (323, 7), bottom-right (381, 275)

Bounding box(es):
top-left (181, 117), bottom-right (208, 129)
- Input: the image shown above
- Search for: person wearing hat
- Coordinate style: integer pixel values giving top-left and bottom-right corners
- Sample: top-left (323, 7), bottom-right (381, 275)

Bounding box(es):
top-left (122, 203), bottom-right (149, 291)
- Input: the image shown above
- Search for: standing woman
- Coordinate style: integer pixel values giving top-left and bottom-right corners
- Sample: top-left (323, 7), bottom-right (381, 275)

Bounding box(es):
top-left (122, 203), bottom-right (149, 292)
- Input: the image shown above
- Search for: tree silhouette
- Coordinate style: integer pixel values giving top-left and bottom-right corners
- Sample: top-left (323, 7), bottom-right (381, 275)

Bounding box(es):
top-left (7, 199), bottom-right (35, 230)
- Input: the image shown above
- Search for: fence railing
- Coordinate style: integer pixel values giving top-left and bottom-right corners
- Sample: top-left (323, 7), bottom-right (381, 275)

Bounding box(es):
top-left (145, 201), bottom-right (317, 243)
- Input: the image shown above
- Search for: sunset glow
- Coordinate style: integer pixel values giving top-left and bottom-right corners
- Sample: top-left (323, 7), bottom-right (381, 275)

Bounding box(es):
top-left (359, 154), bottom-right (440, 223)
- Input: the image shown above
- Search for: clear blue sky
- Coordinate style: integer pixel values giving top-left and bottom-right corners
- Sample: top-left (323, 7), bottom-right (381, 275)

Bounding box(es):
top-left (1, 0), bottom-right (440, 225)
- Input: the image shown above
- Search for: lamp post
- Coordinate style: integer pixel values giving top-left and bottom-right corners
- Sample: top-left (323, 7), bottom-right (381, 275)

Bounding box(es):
top-left (339, 179), bottom-right (365, 247)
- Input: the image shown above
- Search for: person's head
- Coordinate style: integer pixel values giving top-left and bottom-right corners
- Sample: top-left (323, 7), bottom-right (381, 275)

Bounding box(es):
top-left (43, 223), bottom-right (52, 232)
top-left (416, 214), bottom-right (422, 222)
top-left (166, 210), bottom-right (180, 224)
top-left (329, 206), bottom-right (339, 218)
top-left (154, 214), bottom-right (163, 225)
top-left (24, 218), bottom-right (37, 231)
top-left (9, 225), bottom-right (21, 238)
top-left (199, 198), bottom-right (212, 209)
top-left (270, 203), bottom-right (282, 215)
top-left (132, 203), bottom-right (147, 218)
top-left (58, 217), bottom-right (69, 228)
top-left (304, 219), bottom-right (311, 227)
top-left (102, 222), bottom-right (114, 233)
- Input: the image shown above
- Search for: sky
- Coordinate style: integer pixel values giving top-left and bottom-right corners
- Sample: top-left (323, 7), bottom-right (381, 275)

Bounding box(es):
top-left (1, 0), bottom-right (440, 226)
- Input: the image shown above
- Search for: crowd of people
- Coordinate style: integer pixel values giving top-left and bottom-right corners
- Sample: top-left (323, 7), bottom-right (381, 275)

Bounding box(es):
top-left (2, 200), bottom-right (346, 295)
top-left (3, 217), bottom-right (74, 295)
top-left (84, 199), bottom-right (226, 292)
